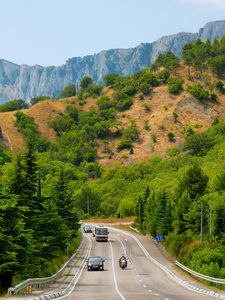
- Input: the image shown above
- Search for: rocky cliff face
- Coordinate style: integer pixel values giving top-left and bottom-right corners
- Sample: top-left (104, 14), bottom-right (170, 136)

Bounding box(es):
top-left (0, 20), bottom-right (224, 103)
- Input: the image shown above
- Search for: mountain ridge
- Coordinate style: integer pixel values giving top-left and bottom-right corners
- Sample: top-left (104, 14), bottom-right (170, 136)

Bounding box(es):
top-left (0, 20), bottom-right (224, 103)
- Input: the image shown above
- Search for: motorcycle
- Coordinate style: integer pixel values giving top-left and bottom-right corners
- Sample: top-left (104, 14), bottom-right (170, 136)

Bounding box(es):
top-left (119, 257), bottom-right (127, 269)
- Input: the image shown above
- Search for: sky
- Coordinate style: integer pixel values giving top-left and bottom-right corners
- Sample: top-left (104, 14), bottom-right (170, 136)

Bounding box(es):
top-left (0, 0), bottom-right (224, 66)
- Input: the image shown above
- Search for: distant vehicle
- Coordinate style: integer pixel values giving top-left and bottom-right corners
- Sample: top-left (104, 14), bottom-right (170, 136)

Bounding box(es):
top-left (83, 225), bottom-right (92, 233)
top-left (95, 226), bottom-right (109, 242)
top-left (87, 256), bottom-right (105, 271)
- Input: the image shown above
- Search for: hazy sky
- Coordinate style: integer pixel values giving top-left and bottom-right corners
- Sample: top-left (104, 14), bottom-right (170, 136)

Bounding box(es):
top-left (0, 0), bottom-right (224, 66)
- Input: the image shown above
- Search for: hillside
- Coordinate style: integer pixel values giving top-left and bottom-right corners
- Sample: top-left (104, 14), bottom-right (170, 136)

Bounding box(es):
top-left (0, 64), bottom-right (225, 167)
top-left (0, 20), bottom-right (224, 103)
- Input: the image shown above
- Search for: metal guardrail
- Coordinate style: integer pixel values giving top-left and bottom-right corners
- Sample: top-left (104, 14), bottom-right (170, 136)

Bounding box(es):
top-left (7, 238), bottom-right (85, 296)
top-left (176, 260), bottom-right (225, 285)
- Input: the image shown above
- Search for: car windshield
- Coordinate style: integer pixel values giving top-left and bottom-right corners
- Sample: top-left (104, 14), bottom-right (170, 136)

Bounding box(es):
top-left (95, 228), bottom-right (108, 235)
top-left (89, 257), bottom-right (102, 263)
top-left (85, 226), bottom-right (91, 230)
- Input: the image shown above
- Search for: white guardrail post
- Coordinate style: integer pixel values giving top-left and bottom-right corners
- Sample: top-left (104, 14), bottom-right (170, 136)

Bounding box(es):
top-left (7, 238), bottom-right (84, 296)
top-left (175, 261), bottom-right (225, 285)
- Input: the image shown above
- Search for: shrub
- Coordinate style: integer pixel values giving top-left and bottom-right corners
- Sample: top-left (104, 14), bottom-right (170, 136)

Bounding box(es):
top-left (87, 84), bottom-right (103, 97)
top-left (142, 103), bottom-right (151, 112)
top-left (167, 132), bottom-right (175, 142)
top-left (80, 76), bottom-right (93, 90)
top-left (184, 132), bottom-right (214, 156)
top-left (167, 146), bottom-right (181, 157)
top-left (157, 69), bottom-right (170, 83)
top-left (187, 83), bottom-right (209, 101)
top-left (113, 92), bottom-right (133, 111)
top-left (150, 132), bottom-right (157, 143)
top-left (0, 99), bottom-right (28, 112)
top-left (104, 73), bottom-right (120, 86)
top-left (97, 95), bottom-right (114, 110)
top-left (138, 82), bottom-right (152, 95)
top-left (31, 96), bottom-right (50, 105)
top-left (214, 80), bottom-right (225, 94)
top-left (60, 84), bottom-right (76, 98)
top-left (123, 125), bottom-right (139, 141)
top-left (168, 76), bottom-right (184, 94)
top-left (117, 136), bottom-right (132, 152)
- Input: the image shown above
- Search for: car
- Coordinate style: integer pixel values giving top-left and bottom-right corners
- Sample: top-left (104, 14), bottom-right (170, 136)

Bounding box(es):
top-left (83, 225), bottom-right (92, 233)
top-left (86, 256), bottom-right (105, 271)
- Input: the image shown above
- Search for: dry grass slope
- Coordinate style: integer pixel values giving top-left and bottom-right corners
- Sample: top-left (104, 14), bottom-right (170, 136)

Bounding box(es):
top-left (0, 66), bottom-right (224, 167)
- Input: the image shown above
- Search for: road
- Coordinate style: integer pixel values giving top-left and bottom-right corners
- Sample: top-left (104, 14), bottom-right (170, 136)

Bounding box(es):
top-left (62, 227), bottom-right (221, 300)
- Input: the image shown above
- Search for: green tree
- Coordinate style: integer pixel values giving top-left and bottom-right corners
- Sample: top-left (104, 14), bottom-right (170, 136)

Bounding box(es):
top-left (60, 84), bottom-right (76, 98)
top-left (80, 76), bottom-right (93, 90)
top-left (168, 76), bottom-right (183, 94)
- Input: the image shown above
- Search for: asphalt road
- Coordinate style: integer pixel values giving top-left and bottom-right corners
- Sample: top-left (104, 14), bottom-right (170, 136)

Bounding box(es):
top-left (63, 227), bottom-right (218, 300)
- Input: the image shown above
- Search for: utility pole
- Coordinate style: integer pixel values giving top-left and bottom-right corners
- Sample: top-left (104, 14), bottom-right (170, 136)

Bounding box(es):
top-left (209, 206), bottom-right (212, 241)
top-left (200, 202), bottom-right (203, 244)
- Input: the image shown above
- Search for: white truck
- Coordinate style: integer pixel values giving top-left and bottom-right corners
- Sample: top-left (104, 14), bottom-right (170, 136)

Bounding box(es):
top-left (95, 226), bottom-right (109, 242)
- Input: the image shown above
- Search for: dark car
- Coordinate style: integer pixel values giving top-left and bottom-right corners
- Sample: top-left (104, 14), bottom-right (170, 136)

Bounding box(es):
top-left (83, 225), bottom-right (92, 233)
top-left (87, 256), bottom-right (105, 271)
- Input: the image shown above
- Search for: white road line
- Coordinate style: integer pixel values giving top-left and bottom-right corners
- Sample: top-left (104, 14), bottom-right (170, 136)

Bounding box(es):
top-left (109, 227), bottom-right (225, 299)
top-left (148, 289), bottom-right (152, 293)
top-left (143, 285), bottom-right (147, 288)
top-left (109, 241), bottom-right (126, 300)
top-left (39, 236), bottom-right (93, 300)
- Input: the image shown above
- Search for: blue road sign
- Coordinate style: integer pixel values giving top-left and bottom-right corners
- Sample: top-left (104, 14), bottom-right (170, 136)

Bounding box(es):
top-left (155, 235), bottom-right (163, 242)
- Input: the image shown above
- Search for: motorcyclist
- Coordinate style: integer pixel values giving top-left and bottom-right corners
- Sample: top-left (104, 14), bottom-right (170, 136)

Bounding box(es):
top-left (119, 254), bottom-right (127, 267)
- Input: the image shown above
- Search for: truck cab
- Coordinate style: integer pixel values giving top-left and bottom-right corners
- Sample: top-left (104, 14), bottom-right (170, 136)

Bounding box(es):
top-left (95, 226), bottom-right (109, 242)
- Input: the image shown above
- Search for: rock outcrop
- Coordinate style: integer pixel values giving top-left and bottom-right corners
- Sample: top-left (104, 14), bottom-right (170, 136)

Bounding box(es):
top-left (0, 20), bottom-right (224, 103)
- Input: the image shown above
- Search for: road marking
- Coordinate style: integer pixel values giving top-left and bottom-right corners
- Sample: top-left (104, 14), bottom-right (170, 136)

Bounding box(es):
top-left (137, 274), bottom-right (140, 277)
top-left (109, 241), bottom-right (126, 300)
top-left (51, 236), bottom-right (92, 300)
top-left (143, 285), bottom-right (147, 288)
top-left (148, 289), bottom-right (152, 293)
top-left (139, 279), bottom-right (142, 282)
top-left (165, 298), bottom-right (170, 300)
top-left (109, 227), bottom-right (225, 299)
top-left (154, 293), bottom-right (160, 296)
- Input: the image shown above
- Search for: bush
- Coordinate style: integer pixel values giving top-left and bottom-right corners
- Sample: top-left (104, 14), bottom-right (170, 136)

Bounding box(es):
top-left (104, 73), bottom-right (120, 86)
top-left (60, 84), bottom-right (76, 98)
top-left (184, 132), bottom-right (214, 156)
top-left (80, 76), bottom-right (93, 90)
top-left (117, 136), bottom-right (132, 152)
top-left (87, 84), bottom-right (103, 97)
top-left (214, 80), bottom-right (225, 94)
top-left (0, 99), bottom-right (28, 112)
top-left (168, 76), bottom-right (183, 94)
top-left (97, 95), bottom-right (114, 110)
top-left (31, 96), bottom-right (50, 105)
top-left (187, 83), bottom-right (209, 101)
top-left (113, 92), bottom-right (133, 111)
top-left (157, 69), bottom-right (170, 83)
top-left (138, 82), bottom-right (152, 95)
top-left (167, 132), bottom-right (175, 142)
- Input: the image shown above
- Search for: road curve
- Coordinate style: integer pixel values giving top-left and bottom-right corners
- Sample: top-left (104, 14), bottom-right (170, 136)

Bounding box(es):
top-left (62, 227), bottom-right (222, 300)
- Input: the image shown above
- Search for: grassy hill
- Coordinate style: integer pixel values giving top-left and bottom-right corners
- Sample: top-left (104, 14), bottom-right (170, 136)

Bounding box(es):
top-left (0, 64), bottom-right (224, 167)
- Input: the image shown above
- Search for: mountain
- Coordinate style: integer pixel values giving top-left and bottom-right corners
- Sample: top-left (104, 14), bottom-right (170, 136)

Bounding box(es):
top-left (0, 20), bottom-right (224, 103)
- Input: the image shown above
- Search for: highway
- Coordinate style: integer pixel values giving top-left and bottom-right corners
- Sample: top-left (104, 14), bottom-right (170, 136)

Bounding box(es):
top-left (61, 227), bottom-right (221, 300)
